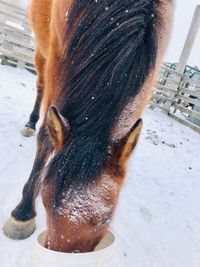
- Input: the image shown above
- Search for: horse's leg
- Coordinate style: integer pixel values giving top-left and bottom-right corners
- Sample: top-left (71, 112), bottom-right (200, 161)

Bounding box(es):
top-left (3, 124), bottom-right (53, 240)
top-left (21, 49), bottom-right (45, 137)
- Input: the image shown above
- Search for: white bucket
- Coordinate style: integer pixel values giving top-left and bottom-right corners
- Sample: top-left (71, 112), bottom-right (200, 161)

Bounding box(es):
top-left (31, 231), bottom-right (117, 267)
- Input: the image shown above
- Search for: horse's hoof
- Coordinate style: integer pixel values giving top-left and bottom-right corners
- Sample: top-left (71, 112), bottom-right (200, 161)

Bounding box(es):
top-left (2, 216), bottom-right (36, 240)
top-left (21, 126), bottom-right (35, 137)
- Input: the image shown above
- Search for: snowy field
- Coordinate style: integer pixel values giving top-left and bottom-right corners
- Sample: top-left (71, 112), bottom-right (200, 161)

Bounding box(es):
top-left (0, 65), bottom-right (200, 267)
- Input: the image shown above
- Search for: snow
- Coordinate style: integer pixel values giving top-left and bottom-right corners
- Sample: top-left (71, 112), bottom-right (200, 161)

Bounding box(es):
top-left (58, 175), bottom-right (116, 226)
top-left (0, 65), bottom-right (200, 266)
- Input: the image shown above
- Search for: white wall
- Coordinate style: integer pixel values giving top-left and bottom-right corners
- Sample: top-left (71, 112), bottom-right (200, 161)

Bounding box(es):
top-left (165, 0), bottom-right (200, 67)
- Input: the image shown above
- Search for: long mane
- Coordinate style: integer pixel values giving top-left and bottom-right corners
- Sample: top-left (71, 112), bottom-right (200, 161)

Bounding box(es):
top-left (45, 0), bottom-right (163, 205)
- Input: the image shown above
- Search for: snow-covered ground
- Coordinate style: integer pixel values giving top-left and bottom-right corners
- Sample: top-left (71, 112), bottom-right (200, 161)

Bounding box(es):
top-left (0, 65), bottom-right (200, 267)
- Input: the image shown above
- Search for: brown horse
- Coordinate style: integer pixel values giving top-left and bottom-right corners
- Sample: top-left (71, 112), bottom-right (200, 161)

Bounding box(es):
top-left (3, 0), bottom-right (173, 253)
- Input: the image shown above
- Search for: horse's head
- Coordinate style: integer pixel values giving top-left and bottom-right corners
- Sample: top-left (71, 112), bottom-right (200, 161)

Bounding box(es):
top-left (42, 106), bottom-right (142, 252)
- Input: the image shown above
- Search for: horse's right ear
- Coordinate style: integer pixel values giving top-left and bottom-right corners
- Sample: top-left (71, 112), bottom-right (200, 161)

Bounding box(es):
top-left (46, 106), bottom-right (70, 149)
top-left (111, 119), bottom-right (143, 168)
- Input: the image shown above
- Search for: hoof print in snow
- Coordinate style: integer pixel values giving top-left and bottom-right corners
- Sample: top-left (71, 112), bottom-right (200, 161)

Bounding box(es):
top-left (2, 217), bottom-right (36, 240)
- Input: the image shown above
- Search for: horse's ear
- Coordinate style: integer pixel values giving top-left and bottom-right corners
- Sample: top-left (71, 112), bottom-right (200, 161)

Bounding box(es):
top-left (47, 106), bottom-right (70, 149)
top-left (112, 119), bottom-right (143, 167)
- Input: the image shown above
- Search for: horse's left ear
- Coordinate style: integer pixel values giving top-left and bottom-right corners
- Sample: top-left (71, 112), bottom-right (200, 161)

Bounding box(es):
top-left (112, 119), bottom-right (143, 167)
top-left (46, 106), bottom-right (70, 149)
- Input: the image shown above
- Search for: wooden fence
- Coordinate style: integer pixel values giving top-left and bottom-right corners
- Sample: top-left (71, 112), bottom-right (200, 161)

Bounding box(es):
top-left (0, 0), bottom-right (35, 71)
top-left (151, 64), bottom-right (200, 133)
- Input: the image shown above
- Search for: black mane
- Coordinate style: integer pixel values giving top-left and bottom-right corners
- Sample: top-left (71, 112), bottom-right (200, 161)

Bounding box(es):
top-left (45, 0), bottom-right (163, 205)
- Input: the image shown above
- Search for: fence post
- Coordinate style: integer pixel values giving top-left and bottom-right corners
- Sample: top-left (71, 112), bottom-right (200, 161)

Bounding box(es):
top-left (176, 5), bottom-right (200, 74)
top-left (165, 5), bottom-right (200, 113)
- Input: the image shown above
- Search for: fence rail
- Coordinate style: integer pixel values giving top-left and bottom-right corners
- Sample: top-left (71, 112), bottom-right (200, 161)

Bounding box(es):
top-left (0, 0), bottom-right (26, 12)
top-left (151, 64), bottom-right (200, 133)
top-left (0, 0), bottom-right (35, 72)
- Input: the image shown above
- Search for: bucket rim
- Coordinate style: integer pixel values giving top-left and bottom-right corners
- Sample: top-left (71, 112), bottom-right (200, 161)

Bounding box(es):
top-left (35, 230), bottom-right (116, 259)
